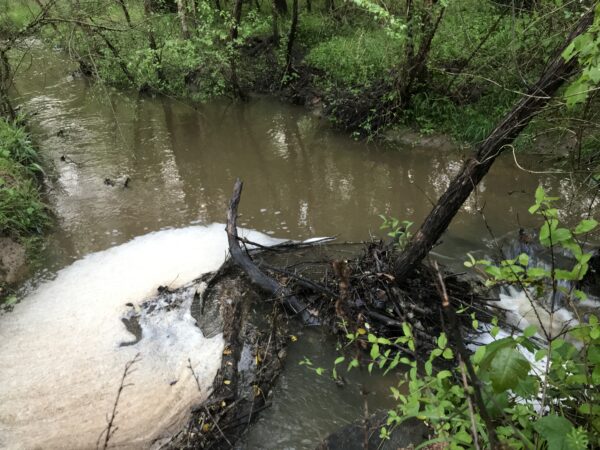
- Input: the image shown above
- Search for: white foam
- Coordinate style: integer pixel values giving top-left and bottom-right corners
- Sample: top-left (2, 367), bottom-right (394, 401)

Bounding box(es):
top-left (0, 224), bottom-right (281, 449)
top-left (498, 286), bottom-right (578, 340)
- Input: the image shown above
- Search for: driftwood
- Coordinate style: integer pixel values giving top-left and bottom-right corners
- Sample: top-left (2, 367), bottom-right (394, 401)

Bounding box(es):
top-left (394, 8), bottom-right (595, 280)
top-left (226, 178), bottom-right (319, 325)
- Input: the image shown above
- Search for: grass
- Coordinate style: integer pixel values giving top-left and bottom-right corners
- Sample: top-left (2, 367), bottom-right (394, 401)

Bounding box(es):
top-left (305, 28), bottom-right (403, 87)
top-left (0, 119), bottom-right (49, 239)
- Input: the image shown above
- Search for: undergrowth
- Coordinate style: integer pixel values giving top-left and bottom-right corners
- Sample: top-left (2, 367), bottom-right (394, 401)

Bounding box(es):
top-left (0, 119), bottom-right (49, 240)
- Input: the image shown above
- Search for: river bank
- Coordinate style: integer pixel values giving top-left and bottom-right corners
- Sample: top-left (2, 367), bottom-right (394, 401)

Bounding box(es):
top-left (7, 0), bottom-right (591, 170)
top-left (0, 118), bottom-right (49, 300)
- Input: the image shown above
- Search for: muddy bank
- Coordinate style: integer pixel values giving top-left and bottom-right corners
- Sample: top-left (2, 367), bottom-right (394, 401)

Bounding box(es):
top-left (0, 119), bottom-right (50, 299)
top-left (0, 237), bottom-right (26, 287)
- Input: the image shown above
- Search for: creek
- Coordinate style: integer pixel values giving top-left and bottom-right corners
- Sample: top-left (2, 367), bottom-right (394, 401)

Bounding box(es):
top-left (2, 46), bottom-right (598, 449)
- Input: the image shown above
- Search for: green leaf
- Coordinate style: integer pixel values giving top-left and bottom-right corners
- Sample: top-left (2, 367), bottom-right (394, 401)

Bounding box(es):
top-left (370, 343), bottom-right (380, 360)
top-left (562, 41), bottom-right (576, 61)
top-left (552, 228), bottom-right (572, 243)
top-left (535, 185), bottom-right (545, 204)
top-left (489, 347), bottom-right (531, 393)
top-left (589, 66), bottom-right (600, 84)
top-left (564, 79), bottom-right (589, 108)
top-left (574, 219), bottom-right (598, 234)
top-left (540, 222), bottom-right (551, 244)
top-left (517, 253), bottom-right (529, 266)
top-left (437, 333), bottom-right (448, 349)
top-left (533, 415), bottom-right (574, 450)
top-left (425, 360), bottom-right (432, 376)
top-left (442, 348), bottom-right (453, 360)
top-left (527, 267), bottom-right (548, 278)
top-left (485, 265), bottom-right (502, 278)
top-left (436, 370), bottom-right (452, 380)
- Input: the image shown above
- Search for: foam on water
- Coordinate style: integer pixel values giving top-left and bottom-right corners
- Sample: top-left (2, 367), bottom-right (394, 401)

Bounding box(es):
top-left (0, 224), bottom-right (280, 449)
top-left (498, 286), bottom-right (578, 340)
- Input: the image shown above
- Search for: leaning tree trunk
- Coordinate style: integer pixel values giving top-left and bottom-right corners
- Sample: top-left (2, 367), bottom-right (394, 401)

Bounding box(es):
top-left (394, 8), bottom-right (595, 280)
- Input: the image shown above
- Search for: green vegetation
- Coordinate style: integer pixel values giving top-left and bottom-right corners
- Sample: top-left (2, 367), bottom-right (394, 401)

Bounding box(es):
top-left (0, 119), bottom-right (48, 239)
top-left (1, 0), bottom-right (597, 171)
top-left (311, 188), bottom-right (600, 448)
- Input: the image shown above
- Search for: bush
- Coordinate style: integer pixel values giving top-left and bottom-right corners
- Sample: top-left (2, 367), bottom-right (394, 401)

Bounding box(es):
top-left (316, 187), bottom-right (600, 448)
top-left (305, 28), bottom-right (402, 87)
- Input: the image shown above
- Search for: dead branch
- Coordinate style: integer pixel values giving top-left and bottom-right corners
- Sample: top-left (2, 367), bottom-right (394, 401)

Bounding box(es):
top-left (226, 179), bottom-right (319, 325)
top-left (97, 353), bottom-right (141, 450)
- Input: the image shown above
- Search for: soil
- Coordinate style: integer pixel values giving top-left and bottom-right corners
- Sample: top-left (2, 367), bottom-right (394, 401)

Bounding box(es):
top-left (382, 126), bottom-right (458, 151)
top-left (0, 237), bottom-right (27, 290)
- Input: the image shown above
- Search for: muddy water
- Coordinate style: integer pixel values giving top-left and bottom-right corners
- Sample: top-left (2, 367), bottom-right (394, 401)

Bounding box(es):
top-left (16, 51), bottom-right (597, 274)
top-left (9, 47), bottom-right (599, 448)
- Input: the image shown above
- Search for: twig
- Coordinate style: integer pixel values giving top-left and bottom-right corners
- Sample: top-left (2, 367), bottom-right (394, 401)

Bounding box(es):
top-left (97, 353), bottom-right (141, 450)
top-left (188, 359), bottom-right (233, 448)
top-left (432, 260), bottom-right (499, 448)
top-left (458, 354), bottom-right (481, 450)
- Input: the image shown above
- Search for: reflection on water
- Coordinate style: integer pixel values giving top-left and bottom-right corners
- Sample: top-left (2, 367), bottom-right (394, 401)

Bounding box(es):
top-left (15, 48), bottom-right (600, 276)
top-left (15, 55), bottom-right (597, 273)
top-left (239, 327), bottom-right (399, 449)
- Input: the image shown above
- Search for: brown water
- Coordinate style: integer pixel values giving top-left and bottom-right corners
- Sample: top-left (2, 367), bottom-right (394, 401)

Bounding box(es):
top-left (10, 46), bottom-right (599, 448)
top-left (16, 49), bottom-right (596, 273)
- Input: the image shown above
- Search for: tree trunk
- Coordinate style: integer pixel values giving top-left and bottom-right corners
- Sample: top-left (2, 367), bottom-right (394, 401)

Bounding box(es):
top-left (143, 0), bottom-right (164, 83)
top-left (177, 0), bottom-right (191, 39)
top-left (285, 0), bottom-right (299, 76)
top-left (274, 0), bottom-right (287, 15)
top-left (229, 0), bottom-right (245, 98)
top-left (399, 0), bottom-right (445, 106)
top-left (271, 0), bottom-right (280, 45)
top-left (115, 0), bottom-right (132, 27)
top-left (0, 50), bottom-right (15, 121)
top-left (394, 8), bottom-right (594, 280)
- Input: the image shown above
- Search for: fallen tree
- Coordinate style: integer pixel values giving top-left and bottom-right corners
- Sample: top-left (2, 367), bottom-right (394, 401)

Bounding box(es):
top-left (224, 179), bottom-right (495, 356)
top-left (394, 7), bottom-right (595, 280)
top-left (226, 178), bottom-right (320, 325)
